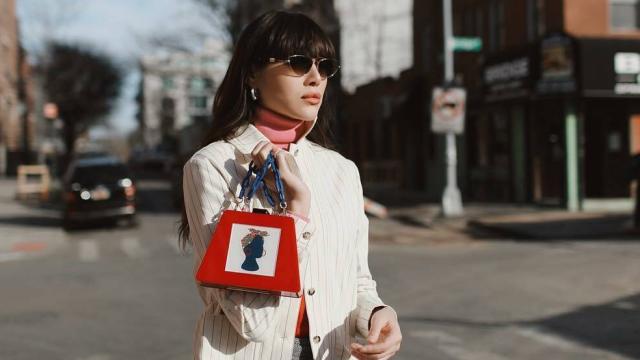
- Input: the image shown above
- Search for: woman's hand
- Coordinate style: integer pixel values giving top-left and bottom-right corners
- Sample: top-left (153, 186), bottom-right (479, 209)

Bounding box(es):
top-left (251, 141), bottom-right (310, 218)
top-left (350, 307), bottom-right (402, 360)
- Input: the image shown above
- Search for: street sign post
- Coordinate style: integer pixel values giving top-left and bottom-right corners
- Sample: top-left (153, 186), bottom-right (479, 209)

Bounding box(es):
top-left (440, 0), bottom-right (464, 217)
top-left (452, 37), bottom-right (483, 52)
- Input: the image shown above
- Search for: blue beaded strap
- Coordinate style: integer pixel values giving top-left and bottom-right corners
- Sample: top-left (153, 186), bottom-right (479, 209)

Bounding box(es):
top-left (238, 152), bottom-right (287, 212)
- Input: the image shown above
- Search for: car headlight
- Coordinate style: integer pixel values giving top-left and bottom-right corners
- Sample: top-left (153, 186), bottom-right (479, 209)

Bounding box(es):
top-left (118, 178), bottom-right (133, 187)
top-left (80, 190), bottom-right (91, 200)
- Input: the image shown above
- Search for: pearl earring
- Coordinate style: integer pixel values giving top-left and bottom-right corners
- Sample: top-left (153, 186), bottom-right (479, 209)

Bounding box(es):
top-left (250, 88), bottom-right (259, 101)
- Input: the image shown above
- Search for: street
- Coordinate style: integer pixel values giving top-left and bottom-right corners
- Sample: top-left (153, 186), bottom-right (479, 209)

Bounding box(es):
top-left (1, 179), bottom-right (640, 359)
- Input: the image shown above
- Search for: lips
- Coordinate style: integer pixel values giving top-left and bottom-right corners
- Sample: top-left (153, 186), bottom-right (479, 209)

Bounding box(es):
top-left (302, 93), bottom-right (321, 105)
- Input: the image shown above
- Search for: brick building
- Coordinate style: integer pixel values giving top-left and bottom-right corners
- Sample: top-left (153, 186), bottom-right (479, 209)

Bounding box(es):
top-left (0, 0), bottom-right (35, 176)
top-left (345, 0), bottom-right (640, 210)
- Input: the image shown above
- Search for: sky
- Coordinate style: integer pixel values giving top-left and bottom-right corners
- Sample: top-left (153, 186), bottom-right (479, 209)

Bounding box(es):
top-left (17, 0), bottom-right (227, 137)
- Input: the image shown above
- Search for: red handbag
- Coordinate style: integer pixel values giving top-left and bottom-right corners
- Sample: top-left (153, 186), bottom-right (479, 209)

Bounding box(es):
top-left (195, 153), bottom-right (302, 297)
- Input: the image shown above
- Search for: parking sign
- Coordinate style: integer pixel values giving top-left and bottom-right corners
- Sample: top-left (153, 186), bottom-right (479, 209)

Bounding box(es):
top-left (431, 87), bottom-right (466, 134)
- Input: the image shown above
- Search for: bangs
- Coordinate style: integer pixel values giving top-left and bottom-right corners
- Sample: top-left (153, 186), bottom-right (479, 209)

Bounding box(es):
top-left (251, 12), bottom-right (336, 62)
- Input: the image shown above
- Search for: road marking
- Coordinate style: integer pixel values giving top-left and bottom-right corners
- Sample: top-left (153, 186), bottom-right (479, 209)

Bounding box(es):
top-left (120, 237), bottom-right (147, 259)
top-left (75, 354), bottom-right (112, 360)
top-left (0, 252), bottom-right (26, 263)
top-left (78, 240), bottom-right (99, 262)
top-left (410, 330), bottom-right (509, 360)
top-left (513, 326), bottom-right (585, 352)
top-left (437, 344), bottom-right (511, 360)
top-left (410, 330), bottom-right (462, 344)
top-left (11, 241), bottom-right (47, 252)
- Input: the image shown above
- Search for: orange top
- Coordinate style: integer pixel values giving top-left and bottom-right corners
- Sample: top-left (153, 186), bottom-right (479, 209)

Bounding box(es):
top-left (295, 294), bottom-right (309, 337)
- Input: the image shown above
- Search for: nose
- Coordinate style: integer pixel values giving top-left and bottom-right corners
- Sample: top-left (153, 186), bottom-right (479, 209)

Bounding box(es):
top-left (304, 61), bottom-right (322, 85)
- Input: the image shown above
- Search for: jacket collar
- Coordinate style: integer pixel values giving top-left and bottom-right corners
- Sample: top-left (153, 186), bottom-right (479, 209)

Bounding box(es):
top-left (227, 116), bottom-right (316, 158)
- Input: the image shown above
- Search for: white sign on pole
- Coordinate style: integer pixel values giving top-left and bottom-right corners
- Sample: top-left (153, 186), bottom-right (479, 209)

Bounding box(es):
top-left (431, 87), bottom-right (466, 134)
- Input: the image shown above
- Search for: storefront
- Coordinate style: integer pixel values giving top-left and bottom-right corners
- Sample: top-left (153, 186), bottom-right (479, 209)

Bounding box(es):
top-left (472, 34), bottom-right (640, 210)
top-left (577, 37), bottom-right (640, 210)
top-left (467, 45), bottom-right (536, 203)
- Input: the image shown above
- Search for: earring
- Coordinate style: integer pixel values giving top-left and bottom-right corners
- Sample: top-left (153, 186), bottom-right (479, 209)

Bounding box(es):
top-left (250, 88), bottom-right (259, 101)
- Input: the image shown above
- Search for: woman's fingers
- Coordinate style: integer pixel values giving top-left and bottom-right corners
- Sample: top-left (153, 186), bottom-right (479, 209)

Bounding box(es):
top-left (258, 143), bottom-right (273, 164)
top-left (249, 142), bottom-right (309, 200)
top-left (274, 149), bottom-right (291, 175)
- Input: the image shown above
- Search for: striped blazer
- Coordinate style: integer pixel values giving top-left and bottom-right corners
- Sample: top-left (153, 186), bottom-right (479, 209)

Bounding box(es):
top-left (182, 120), bottom-right (388, 359)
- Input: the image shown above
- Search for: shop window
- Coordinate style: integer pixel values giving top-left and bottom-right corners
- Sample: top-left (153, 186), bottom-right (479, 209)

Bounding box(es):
top-left (610, 0), bottom-right (640, 31)
top-left (527, 0), bottom-right (546, 40)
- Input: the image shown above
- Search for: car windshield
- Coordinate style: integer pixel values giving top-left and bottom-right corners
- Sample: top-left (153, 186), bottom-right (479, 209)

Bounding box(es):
top-left (72, 164), bottom-right (131, 184)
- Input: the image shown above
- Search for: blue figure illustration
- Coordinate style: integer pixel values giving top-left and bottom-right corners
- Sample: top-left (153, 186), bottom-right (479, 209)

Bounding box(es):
top-left (241, 228), bottom-right (268, 271)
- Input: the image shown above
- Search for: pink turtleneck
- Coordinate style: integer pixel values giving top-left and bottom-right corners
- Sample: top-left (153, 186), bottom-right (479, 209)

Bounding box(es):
top-left (252, 106), bottom-right (311, 337)
top-left (253, 106), bottom-right (308, 150)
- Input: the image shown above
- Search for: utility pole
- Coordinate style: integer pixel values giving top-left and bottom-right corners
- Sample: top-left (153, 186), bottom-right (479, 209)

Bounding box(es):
top-left (441, 0), bottom-right (463, 216)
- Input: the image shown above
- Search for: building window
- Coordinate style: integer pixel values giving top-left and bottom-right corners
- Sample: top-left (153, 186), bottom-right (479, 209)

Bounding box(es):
top-left (463, 9), bottom-right (476, 36)
top-left (191, 115), bottom-right (210, 127)
top-left (610, 0), bottom-right (640, 31)
top-left (162, 76), bottom-right (174, 90)
top-left (476, 6), bottom-right (484, 39)
top-left (190, 96), bottom-right (208, 109)
top-left (488, 0), bottom-right (505, 51)
top-left (190, 77), bottom-right (214, 91)
top-left (161, 97), bottom-right (175, 115)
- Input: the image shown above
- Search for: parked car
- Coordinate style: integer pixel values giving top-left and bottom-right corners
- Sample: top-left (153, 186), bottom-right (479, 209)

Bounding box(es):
top-left (62, 156), bottom-right (137, 229)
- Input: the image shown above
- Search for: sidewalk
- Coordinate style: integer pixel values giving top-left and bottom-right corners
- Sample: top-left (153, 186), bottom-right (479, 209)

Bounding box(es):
top-left (0, 177), bottom-right (65, 262)
top-left (467, 209), bottom-right (634, 240)
top-left (366, 189), bottom-right (637, 242)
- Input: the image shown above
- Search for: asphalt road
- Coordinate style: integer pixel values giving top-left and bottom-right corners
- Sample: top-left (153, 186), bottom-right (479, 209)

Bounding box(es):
top-left (1, 179), bottom-right (640, 359)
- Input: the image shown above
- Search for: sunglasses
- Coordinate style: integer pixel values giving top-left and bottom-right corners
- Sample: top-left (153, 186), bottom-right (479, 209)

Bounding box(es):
top-left (267, 55), bottom-right (340, 79)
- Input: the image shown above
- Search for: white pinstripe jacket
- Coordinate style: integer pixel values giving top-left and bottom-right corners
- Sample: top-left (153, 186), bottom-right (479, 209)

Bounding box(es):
top-left (183, 119), bottom-right (388, 359)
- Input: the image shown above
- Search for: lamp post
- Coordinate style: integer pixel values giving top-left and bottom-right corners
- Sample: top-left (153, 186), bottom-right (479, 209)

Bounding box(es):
top-left (441, 0), bottom-right (464, 216)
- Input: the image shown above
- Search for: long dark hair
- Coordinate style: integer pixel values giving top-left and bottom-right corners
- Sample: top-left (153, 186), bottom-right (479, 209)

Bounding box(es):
top-left (178, 10), bottom-right (338, 249)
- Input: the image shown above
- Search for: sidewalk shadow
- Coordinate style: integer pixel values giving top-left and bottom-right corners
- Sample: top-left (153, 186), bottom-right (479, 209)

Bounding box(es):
top-left (399, 292), bottom-right (640, 358)
top-left (465, 213), bottom-right (637, 241)
top-left (530, 292), bottom-right (640, 359)
top-left (0, 215), bottom-right (61, 228)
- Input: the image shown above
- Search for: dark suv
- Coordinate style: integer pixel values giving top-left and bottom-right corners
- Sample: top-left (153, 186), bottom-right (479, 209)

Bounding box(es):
top-left (62, 156), bottom-right (137, 229)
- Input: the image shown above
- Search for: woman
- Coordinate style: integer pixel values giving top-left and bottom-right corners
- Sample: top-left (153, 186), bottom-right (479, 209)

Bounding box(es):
top-left (180, 10), bottom-right (402, 360)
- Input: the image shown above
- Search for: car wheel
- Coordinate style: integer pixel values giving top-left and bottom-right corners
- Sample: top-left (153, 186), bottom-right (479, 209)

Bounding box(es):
top-left (125, 214), bottom-right (138, 228)
top-left (63, 217), bottom-right (76, 231)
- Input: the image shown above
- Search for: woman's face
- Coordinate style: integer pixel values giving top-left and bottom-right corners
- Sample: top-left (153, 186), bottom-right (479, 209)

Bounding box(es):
top-left (249, 58), bottom-right (327, 121)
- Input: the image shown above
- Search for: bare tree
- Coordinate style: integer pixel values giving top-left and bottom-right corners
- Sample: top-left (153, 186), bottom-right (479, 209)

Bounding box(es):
top-left (41, 42), bottom-right (123, 169)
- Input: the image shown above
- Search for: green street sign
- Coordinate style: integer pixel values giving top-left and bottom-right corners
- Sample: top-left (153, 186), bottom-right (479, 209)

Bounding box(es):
top-left (453, 37), bottom-right (482, 52)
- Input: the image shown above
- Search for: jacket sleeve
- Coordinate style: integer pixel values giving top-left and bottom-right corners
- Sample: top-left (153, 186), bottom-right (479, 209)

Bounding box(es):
top-left (183, 155), bottom-right (315, 342)
top-left (350, 161), bottom-right (389, 338)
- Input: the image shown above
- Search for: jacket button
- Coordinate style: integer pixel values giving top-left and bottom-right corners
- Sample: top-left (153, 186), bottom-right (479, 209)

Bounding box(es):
top-left (313, 335), bottom-right (321, 343)
top-left (307, 288), bottom-right (316, 296)
top-left (294, 149), bottom-right (300, 156)
top-left (303, 231), bottom-right (311, 240)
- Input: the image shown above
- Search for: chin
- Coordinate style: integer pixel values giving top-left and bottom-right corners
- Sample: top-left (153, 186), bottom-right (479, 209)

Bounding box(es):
top-left (294, 108), bottom-right (320, 121)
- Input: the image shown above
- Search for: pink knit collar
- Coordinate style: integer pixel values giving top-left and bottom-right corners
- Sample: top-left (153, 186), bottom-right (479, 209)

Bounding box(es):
top-left (253, 106), bottom-right (308, 150)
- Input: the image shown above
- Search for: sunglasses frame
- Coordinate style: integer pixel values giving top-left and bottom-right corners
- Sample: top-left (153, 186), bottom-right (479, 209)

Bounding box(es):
top-left (267, 55), bottom-right (340, 79)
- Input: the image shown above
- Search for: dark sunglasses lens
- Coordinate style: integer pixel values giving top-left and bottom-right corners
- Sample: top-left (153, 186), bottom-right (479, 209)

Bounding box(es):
top-left (318, 59), bottom-right (339, 78)
top-left (289, 56), bottom-right (313, 75)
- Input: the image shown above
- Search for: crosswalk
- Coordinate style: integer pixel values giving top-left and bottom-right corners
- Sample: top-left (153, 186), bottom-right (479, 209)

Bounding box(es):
top-left (78, 239), bottom-right (100, 262)
top-left (408, 326), bottom-right (629, 360)
top-left (69, 236), bottom-right (190, 263)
